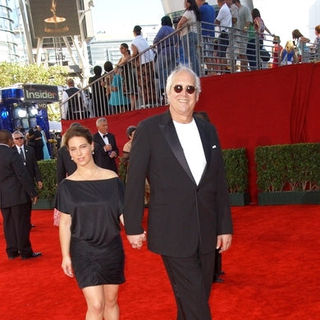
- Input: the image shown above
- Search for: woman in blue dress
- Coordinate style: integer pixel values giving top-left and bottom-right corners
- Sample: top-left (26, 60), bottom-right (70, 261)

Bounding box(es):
top-left (108, 67), bottom-right (129, 113)
top-left (153, 16), bottom-right (178, 100)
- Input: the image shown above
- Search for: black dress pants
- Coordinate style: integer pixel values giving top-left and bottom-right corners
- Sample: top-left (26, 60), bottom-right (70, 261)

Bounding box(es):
top-left (162, 250), bottom-right (215, 320)
top-left (1, 203), bottom-right (33, 258)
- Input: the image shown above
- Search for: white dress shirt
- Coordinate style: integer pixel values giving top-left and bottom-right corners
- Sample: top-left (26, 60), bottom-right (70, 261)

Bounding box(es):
top-left (173, 119), bottom-right (207, 185)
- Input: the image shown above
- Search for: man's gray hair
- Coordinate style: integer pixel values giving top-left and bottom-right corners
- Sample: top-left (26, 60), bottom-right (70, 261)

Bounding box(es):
top-left (12, 130), bottom-right (24, 137)
top-left (165, 65), bottom-right (201, 97)
top-left (96, 117), bottom-right (107, 127)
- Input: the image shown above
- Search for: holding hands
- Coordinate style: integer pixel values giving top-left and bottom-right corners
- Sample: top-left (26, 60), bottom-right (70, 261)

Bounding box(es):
top-left (127, 232), bottom-right (146, 250)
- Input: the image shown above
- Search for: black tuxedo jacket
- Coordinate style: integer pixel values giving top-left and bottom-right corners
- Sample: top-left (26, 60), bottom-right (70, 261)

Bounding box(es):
top-left (56, 145), bottom-right (77, 183)
top-left (93, 132), bottom-right (119, 173)
top-left (25, 146), bottom-right (42, 183)
top-left (0, 145), bottom-right (37, 208)
top-left (14, 145), bottom-right (42, 185)
top-left (124, 111), bottom-right (233, 257)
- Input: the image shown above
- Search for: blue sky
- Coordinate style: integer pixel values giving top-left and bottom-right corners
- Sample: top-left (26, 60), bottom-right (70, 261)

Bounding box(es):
top-left (91, 0), bottom-right (165, 39)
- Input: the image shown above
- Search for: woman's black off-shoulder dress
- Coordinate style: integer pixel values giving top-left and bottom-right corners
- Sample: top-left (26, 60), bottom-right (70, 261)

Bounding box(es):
top-left (55, 177), bottom-right (125, 289)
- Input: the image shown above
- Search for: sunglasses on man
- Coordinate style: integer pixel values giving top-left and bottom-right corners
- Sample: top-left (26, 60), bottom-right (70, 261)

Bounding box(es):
top-left (173, 85), bottom-right (196, 95)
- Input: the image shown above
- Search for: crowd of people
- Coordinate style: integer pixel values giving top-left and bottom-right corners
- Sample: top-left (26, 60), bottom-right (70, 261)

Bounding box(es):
top-left (60, 0), bottom-right (320, 120)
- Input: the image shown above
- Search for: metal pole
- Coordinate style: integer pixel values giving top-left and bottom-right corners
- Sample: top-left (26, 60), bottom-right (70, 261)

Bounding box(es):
top-left (35, 37), bottom-right (43, 66)
top-left (18, 0), bottom-right (34, 64)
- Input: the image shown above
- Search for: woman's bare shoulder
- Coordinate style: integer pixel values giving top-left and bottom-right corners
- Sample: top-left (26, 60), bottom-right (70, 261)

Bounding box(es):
top-left (98, 168), bottom-right (118, 179)
top-left (65, 172), bottom-right (77, 181)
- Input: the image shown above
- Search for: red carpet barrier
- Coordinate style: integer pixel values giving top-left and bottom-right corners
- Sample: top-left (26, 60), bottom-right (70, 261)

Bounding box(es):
top-left (62, 63), bottom-right (320, 202)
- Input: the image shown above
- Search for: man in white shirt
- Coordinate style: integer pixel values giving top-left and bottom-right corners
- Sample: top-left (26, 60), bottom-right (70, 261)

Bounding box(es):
top-left (234, 0), bottom-right (252, 71)
top-left (215, 0), bottom-right (232, 73)
top-left (131, 25), bottom-right (156, 107)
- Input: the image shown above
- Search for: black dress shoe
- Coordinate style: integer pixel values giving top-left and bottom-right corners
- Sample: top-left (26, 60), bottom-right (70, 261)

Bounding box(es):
top-left (214, 277), bottom-right (224, 283)
top-left (8, 253), bottom-right (20, 259)
top-left (21, 252), bottom-right (42, 260)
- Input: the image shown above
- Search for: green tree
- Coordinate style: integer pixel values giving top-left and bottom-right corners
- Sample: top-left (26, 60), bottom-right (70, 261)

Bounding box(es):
top-left (0, 62), bottom-right (68, 87)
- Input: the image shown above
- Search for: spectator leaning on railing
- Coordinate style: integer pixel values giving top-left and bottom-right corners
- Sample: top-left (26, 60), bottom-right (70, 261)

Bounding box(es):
top-left (311, 25), bottom-right (320, 61)
top-left (292, 29), bottom-right (310, 62)
top-left (153, 16), bottom-right (178, 101)
top-left (280, 41), bottom-right (297, 65)
top-left (314, 25), bottom-right (320, 49)
top-left (215, 0), bottom-right (232, 74)
top-left (131, 25), bottom-right (156, 108)
top-left (272, 35), bottom-right (283, 68)
top-left (196, 0), bottom-right (216, 74)
top-left (177, 0), bottom-right (201, 76)
top-left (115, 43), bottom-right (137, 111)
top-left (233, 0), bottom-right (252, 71)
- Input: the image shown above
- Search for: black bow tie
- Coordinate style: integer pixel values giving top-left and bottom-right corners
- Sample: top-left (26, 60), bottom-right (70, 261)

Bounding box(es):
top-left (103, 134), bottom-right (108, 138)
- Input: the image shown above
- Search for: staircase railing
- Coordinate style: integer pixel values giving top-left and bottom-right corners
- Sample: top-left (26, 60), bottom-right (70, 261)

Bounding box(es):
top-left (61, 22), bottom-right (319, 120)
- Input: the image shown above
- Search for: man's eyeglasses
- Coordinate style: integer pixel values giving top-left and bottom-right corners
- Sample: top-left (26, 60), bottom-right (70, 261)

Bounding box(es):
top-left (173, 85), bottom-right (196, 95)
top-left (14, 137), bottom-right (24, 140)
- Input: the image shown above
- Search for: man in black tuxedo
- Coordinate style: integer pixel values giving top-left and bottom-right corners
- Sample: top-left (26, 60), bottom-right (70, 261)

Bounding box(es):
top-left (124, 66), bottom-right (233, 319)
top-left (12, 130), bottom-right (43, 228)
top-left (0, 130), bottom-right (41, 260)
top-left (93, 117), bottom-right (119, 173)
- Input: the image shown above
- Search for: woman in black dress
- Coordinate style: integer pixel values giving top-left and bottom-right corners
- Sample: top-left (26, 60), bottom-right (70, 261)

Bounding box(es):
top-left (56, 125), bottom-right (125, 320)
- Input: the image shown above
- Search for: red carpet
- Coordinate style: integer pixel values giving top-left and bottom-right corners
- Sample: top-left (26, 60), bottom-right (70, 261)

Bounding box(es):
top-left (0, 205), bottom-right (319, 319)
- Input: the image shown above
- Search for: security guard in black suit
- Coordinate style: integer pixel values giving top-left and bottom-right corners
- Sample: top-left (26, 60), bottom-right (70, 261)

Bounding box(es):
top-left (0, 130), bottom-right (41, 259)
top-left (12, 130), bottom-right (43, 228)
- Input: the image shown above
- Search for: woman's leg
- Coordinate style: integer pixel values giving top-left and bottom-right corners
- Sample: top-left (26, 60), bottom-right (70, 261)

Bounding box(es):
top-left (189, 32), bottom-right (200, 76)
top-left (82, 286), bottom-right (105, 320)
top-left (103, 284), bottom-right (120, 320)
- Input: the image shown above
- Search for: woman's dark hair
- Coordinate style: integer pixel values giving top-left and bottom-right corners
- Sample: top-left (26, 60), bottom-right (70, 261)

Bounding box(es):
top-left (93, 65), bottom-right (102, 76)
top-left (251, 8), bottom-right (261, 20)
top-left (186, 0), bottom-right (200, 21)
top-left (64, 126), bottom-right (93, 148)
top-left (133, 25), bottom-right (142, 35)
top-left (161, 16), bottom-right (173, 27)
top-left (292, 29), bottom-right (303, 39)
top-left (126, 125), bottom-right (136, 138)
top-left (104, 61), bottom-right (113, 73)
top-left (121, 43), bottom-right (130, 55)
